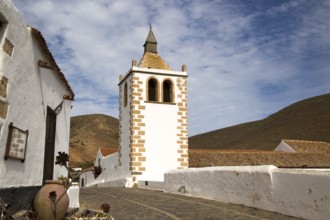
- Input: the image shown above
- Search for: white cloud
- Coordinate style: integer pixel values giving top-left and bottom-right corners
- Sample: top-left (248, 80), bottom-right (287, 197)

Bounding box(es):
top-left (12, 0), bottom-right (330, 136)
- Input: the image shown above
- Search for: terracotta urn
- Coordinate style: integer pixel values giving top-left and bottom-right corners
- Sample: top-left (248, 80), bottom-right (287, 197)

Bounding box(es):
top-left (34, 180), bottom-right (69, 220)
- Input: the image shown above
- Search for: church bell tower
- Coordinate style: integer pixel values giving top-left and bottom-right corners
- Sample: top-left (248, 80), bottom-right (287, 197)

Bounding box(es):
top-left (118, 27), bottom-right (188, 185)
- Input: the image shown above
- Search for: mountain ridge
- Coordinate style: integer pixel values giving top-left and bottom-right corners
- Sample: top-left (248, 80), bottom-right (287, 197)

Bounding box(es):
top-left (189, 93), bottom-right (330, 150)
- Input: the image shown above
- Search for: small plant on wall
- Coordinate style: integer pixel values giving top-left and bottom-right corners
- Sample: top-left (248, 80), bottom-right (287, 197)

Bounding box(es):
top-left (55, 151), bottom-right (103, 181)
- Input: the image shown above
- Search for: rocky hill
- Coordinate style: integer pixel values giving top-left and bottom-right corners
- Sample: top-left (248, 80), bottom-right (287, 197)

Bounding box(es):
top-left (189, 93), bottom-right (330, 150)
top-left (69, 114), bottom-right (119, 166)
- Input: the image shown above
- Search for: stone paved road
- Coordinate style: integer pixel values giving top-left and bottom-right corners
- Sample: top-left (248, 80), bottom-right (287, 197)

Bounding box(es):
top-left (80, 187), bottom-right (303, 220)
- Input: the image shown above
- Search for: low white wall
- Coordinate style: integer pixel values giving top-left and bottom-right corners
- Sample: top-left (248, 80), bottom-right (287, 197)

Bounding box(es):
top-left (164, 166), bottom-right (330, 220)
top-left (272, 169), bottom-right (330, 220)
top-left (80, 152), bottom-right (131, 188)
top-left (67, 183), bottom-right (79, 208)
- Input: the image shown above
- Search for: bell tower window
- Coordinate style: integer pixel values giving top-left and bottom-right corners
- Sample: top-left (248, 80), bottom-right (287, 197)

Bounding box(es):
top-left (163, 80), bottom-right (173, 103)
top-left (147, 78), bottom-right (158, 101)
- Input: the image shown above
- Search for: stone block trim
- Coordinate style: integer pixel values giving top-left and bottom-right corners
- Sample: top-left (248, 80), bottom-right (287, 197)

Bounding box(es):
top-left (0, 101), bottom-right (8, 119)
top-left (118, 79), bottom-right (123, 166)
top-left (0, 76), bottom-right (8, 98)
top-left (129, 72), bottom-right (146, 174)
top-left (0, 76), bottom-right (8, 119)
top-left (3, 38), bottom-right (14, 57)
top-left (118, 75), bottom-right (134, 167)
top-left (176, 77), bottom-right (189, 169)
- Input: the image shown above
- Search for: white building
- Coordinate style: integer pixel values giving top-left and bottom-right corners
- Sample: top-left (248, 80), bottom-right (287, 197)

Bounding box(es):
top-left (80, 147), bottom-right (118, 187)
top-left (0, 0), bottom-right (74, 191)
top-left (82, 27), bottom-right (188, 188)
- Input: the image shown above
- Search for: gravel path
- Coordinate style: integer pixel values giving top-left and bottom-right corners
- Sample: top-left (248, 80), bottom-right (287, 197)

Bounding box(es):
top-left (79, 187), bottom-right (303, 220)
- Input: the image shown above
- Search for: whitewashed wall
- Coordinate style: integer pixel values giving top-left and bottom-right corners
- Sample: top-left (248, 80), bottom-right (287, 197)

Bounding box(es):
top-left (136, 71), bottom-right (182, 182)
top-left (67, 183), bottom-right (80, 208)
top-left (272, 169), bottom-right (330, 220)
top-left (0, 0), bottom-right (72, 187)
top-left (164, 166), bottom-right (330, 220)
top-left (80, 151), bottom-right (129, 188)
top-left (118, 74), bottom-right (133, 176)
top-left (143, 102), bottom-right (178, 181)
top-left (117, 66), bottom-right (188, 184)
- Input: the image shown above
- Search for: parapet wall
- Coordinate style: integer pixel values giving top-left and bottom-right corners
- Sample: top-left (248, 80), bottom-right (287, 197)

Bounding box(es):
top-left (164, 166), bottom-right (330, 220)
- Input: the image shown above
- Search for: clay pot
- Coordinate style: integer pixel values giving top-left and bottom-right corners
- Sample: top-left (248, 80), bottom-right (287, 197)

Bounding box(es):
top-left (34, 180), bottom-right (69, 220)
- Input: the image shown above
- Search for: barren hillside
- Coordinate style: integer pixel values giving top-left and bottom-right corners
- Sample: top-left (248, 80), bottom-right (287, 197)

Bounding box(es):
top-left (189, 93), bottom-right (330, 150)
top-left (69, 114), bottom-right (119, 166)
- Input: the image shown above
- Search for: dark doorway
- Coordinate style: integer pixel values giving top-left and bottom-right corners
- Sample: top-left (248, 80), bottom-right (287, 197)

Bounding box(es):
top-left (43, 106), bottom-right (57, 183)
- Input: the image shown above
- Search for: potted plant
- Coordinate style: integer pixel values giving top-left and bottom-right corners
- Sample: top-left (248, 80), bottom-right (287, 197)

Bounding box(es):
top-left (34, 151), bottom-right (103, 220)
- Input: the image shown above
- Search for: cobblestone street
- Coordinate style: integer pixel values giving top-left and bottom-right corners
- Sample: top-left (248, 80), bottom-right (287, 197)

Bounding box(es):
top-left (80, 187), bottom-right (303, 220)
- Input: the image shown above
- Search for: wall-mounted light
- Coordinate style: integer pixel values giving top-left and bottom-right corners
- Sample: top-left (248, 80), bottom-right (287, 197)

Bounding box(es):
top-left (54, 101), bottom-right (63, 115)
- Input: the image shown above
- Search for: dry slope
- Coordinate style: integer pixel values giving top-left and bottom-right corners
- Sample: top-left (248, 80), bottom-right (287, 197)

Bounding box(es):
top-left (189, 93), bottom-right (330, 150)
top-left (69, 114), bottom-right (119, 165)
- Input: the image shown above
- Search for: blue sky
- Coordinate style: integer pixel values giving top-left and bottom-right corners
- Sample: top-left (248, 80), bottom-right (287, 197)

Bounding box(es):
top-left (11, 0), bottom-right (330, 136)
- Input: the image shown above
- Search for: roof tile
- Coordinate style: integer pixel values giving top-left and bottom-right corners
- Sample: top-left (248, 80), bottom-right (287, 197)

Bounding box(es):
top-left (100, 147), bottom-right (118, 157)
top-left (138, 52), bottom-right (171, 70)
top-left (283, 139), bottom-right (330, 154)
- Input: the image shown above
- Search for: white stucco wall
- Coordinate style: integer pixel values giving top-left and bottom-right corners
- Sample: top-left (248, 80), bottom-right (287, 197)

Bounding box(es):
top-left (135, 72), bottom-right (183, 181)
top-left (164, 166), bottom-right (330, 220)
top-left (272, 169), bottom-right (330, 220)
top-left (118, 74), bottom-right (132, 175)
top-left (142, 102), bottom-right (179, 181)
top-left (67, 183), bottom-right (80, 208)
top-left (80, 151), bottom-right (129, 188)
top-left (132, 69), bottom-right (187, 182)
top-left (0, 0), bottom-right (72, 187)
top-left (117, 66), bottom-right (188, 184)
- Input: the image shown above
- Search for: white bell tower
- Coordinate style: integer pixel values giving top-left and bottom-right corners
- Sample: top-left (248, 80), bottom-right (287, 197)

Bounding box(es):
top-left (118, 27), bottom-right (188, 185)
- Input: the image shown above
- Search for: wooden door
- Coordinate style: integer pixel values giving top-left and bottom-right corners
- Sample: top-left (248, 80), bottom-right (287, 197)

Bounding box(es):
top-left (43, 106), bottom-right (57, 183)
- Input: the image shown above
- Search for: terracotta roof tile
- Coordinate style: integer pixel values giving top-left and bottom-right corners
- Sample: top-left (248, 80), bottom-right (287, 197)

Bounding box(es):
top-left (282, 139), bottom-right (330, 154)
top-left (138, 52), bottom-right (171, 70)
top-left (189, 150), bottom-right (330, 168)
top-left (99, 147), bottom-right (118, 157)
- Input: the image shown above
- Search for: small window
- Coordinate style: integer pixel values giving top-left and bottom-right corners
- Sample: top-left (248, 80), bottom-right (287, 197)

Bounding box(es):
top-left (147, 78), bottom-right (158, 101)
top-left (163, 80), bottom-right (173, 102)
top-left (124, 83), bottom-right (128, 107)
